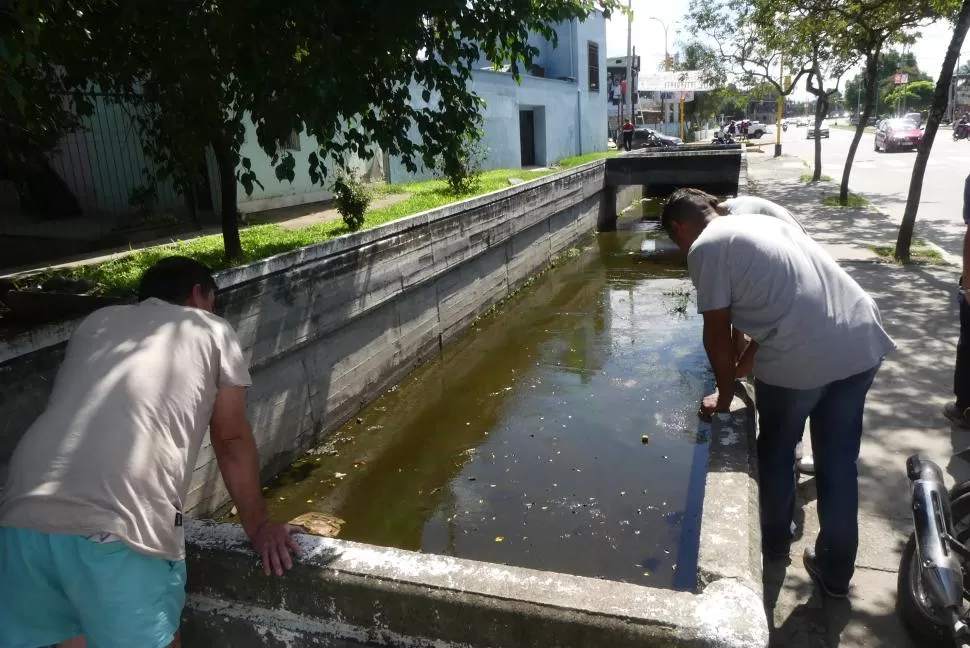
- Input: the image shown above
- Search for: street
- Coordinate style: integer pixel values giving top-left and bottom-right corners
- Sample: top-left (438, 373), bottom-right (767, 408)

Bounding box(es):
top-left (771, 125), bottom-right (970, 256)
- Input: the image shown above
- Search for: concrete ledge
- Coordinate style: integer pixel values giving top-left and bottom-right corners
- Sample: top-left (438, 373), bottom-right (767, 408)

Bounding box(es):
top-left (697, 382), bottom-right (762, 595)
top-left (182, 520), bottom-right (768, 647)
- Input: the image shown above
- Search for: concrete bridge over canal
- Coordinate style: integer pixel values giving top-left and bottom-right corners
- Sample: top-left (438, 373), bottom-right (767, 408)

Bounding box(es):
top-left (599, 144), bottom-right (746, 231)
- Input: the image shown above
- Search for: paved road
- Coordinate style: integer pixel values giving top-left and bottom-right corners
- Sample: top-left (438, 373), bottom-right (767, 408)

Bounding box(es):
top-left (769, 125), bottom-right (970, 256)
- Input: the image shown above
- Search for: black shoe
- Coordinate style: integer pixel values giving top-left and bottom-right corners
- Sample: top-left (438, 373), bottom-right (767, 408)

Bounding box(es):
top-left (803, 548), bottom-right (849, 599)
top-left (944, 403), bottom-right (970, 429)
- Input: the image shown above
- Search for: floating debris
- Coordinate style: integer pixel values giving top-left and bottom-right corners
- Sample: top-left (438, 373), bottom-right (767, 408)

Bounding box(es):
top-left (495, 536), bottom-right (505, 542)
top-left (334, 472), bottom-right (347, 479)
top-left (290, 511), bottom-right (344, 537)
top-left (641, 435), bottom-right (650, 445)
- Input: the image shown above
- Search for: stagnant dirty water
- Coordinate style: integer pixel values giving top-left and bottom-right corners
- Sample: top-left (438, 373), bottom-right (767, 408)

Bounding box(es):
top-left (254, 203), bottom-right (714, 590)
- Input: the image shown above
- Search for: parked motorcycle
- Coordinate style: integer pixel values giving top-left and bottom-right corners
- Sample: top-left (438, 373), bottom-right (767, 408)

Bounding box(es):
top-left (954, 123), bottom-right (969, 141)
top-left (897, 454), bottom-right (970, 647)
top-left (712, 132), bottom-right (735, 145)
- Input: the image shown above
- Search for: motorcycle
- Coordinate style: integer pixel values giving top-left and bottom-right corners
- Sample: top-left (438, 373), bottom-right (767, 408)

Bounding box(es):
top-left (712, 132), bottom-right (736, 145)
top-left (897, 454), bottom-right (970, 647)
top-left (954, 123), bottom-right (969, 141)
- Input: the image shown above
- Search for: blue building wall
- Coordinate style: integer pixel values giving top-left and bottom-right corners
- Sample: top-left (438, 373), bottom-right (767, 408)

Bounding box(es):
top-left (389, 12), bottom-right (607, 183)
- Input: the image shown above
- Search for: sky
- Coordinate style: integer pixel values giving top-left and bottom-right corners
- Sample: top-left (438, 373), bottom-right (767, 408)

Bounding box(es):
top-left (604, 0), bottom-right (968, 100)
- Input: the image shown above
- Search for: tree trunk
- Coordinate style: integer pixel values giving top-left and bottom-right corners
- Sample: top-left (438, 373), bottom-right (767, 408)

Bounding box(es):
top-left (211, 135), bottom-right (243, 261)
top-left (895, 0), bottom-right (970, 260)
top-left (840, 46), bottom-right (881, 205)
top-left (813, 95), bottom-right (825, 181)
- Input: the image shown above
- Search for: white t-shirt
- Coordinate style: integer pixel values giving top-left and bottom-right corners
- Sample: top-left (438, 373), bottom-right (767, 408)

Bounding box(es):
top-left (719, 196), bottom-right (806, 233)
top-left (687, 216), bottom-right (896, 389)
top-left (0, 298), bottom-right (252, 560)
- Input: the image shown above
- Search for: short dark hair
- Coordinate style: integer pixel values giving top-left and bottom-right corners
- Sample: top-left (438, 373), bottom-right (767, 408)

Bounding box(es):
top-left (138, 256), bottom-right (217, 303)
top-left (660, 188), bottom-right (719, 236)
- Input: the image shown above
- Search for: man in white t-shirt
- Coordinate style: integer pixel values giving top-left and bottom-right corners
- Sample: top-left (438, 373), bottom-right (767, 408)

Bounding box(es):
top-left (676, 189), bottom-right (815, 474)
top-left (661, 189), bottom-right (896, 599)
top-left (0, 257), bottom-right (302, 648)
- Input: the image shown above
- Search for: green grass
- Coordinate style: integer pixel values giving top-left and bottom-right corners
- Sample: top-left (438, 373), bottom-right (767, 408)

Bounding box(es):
top-left (870, 239), bottom-right (945, 265)
top-left (14, 160), bottom-right (601, 295)
top-left (821, 193), bottom-right (869, 208)
top-left (554, 150), bottom-right (619, 168)
top-left (799, 173), bottom-right (833, 183)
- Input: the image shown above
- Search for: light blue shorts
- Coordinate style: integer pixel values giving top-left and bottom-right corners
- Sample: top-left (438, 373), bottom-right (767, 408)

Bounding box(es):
top-left (0, 527), bottom-right (186, 648)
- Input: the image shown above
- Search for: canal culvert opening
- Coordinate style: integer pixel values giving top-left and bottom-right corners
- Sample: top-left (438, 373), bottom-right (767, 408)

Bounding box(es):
top-left (231, 202), bottom-right (715, 592)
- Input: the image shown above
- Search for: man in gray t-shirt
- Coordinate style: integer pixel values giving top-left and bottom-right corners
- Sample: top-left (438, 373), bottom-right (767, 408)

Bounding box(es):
top-left (661, 188), bottom-right (896, 599)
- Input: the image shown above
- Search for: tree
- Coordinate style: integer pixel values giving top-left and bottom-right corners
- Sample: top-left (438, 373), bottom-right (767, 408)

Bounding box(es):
top-left (685, 0), bottom-right (812, 156)
top-left (882, 79), bottom-right (936, 111)
top-left (830, 0), bottom-right (948, 206)
top-left (794, 4), bottom-right (855, 182)
top-left (0, 1), bottom-right (102, 214)
top-left (16, 0), bottom-right (623, 260)
top-left (896, 0), bottom-right (970, 260)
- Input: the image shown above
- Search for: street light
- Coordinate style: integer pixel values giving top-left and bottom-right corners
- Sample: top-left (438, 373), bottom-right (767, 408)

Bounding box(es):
top-left (648, 17), bottom-right (678, 133)
top-left (647, 17), bottom-right (675, 70)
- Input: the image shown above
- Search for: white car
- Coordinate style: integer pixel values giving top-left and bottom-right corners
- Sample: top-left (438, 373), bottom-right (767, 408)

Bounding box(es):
top-left (795, 117), bottom-right (808, 127)
top-left (806, 120), bottom-right (830, 138)
top-left (744, 121), bottom-right (774, 139)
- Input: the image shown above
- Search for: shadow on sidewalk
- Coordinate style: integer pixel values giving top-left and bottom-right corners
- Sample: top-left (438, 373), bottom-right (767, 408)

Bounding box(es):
top-left (747, 155), bottom-right (970, 646)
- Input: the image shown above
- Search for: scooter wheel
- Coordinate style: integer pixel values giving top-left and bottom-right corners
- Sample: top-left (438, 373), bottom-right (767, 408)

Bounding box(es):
top-left (897, 490), bottom-right (970, 645)
top-left (951, 480), bottom-right (970, 502)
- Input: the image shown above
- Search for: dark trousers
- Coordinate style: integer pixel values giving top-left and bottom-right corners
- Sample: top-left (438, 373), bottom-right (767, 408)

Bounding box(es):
top-left (622, 132), bottom-right (632, 151)
top-left (755, 364), bottom-right (880, 590)
top-left (956, 291), bottom-right (970, 409)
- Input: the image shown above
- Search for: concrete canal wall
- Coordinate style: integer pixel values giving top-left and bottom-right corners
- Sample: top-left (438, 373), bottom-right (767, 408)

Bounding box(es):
top-left (0, 161), bottom-right (643, 516)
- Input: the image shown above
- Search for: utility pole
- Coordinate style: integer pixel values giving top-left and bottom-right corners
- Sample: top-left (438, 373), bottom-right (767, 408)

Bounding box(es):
top-left (624, 0), bottom-right (633, 130)
top-left (775, 52), bottom-right (784, 157)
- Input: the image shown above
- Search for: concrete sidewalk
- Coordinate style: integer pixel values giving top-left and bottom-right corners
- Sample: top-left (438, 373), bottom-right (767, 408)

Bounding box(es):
top-left (744, 151), bottom-right (970, 647)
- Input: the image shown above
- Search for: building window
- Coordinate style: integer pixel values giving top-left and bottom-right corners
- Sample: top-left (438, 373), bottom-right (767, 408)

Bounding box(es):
top-left (588, 42), bottom-right (600, 92)
top-left (280, 130), bottom-right (301, 151)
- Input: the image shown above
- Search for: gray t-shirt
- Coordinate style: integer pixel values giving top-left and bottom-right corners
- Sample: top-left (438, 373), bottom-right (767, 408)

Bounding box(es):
top-left (687, 215), bottom-right (896, 389)
top-left (0, 298), bottom-right (252, 560)
top-left (719, 196), bottom-right (806, 233)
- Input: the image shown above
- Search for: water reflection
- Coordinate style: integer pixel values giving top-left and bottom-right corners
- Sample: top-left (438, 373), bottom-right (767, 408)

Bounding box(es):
top-left (256, 210), bottom-right (712, 590)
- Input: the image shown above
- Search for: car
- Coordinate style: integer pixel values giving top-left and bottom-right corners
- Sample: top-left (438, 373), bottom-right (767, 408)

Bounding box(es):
top-left (744, 121), bottom-right (773, 139)
top-left (795, 117), bottom-right (808, 127)
top-left (806, 120), bottom-right (830, 138)
top-left (631, 127), bottom-right (683, 149)
top-left (874, 118), bottom-right (922, 152)
top-left (904, 112), bottom-right (923, 128)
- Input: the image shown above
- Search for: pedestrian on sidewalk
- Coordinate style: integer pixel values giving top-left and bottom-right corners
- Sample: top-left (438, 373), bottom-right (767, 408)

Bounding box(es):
top-left (661, 190), bottom-right (896, 599)
top-left (621, 119), bottom-right (635, 151)
top-left (0, 256), bottom-right (302, 648)
top-left (945, 173), bottom-right (970, 428)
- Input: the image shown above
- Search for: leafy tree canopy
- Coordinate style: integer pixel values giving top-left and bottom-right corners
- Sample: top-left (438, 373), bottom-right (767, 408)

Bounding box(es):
top-left (3, 0), bottom-right (622, 258)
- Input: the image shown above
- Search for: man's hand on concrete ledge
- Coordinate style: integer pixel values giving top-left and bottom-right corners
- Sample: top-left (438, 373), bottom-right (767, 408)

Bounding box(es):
top-left (210, 384), bottom-right (303, 576)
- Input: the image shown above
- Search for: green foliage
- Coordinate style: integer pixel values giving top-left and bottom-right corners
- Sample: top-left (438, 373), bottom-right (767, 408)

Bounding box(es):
top-left (844, 51), bottom-right (936, 114)
top-left (800, 173), bottom-right (832, 182)
top-left (332, 171), bottom-right (371, 231)
top-left (13, 0), bottom-right (623, 258)
top-left (822, 193), bottom-right (868, 207)
top-left (555, 151), bottom-right (619, 167)
top-left (882, 79), bottom-right (936, 109)
top-left (436, 134), bottom-right (486, 195)
top-left (31, 166), bottom-right (557, 294)
top-left (871, 241), bottom-right (944, 264)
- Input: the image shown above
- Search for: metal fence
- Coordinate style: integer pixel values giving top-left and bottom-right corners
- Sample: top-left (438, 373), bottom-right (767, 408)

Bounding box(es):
top-left (46, 94), bottom-right (206, 222)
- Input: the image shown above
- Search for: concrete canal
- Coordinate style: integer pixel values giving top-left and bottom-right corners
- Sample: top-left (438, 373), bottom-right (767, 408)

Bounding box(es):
top-left (248, 204), bottom-right (714, 591)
